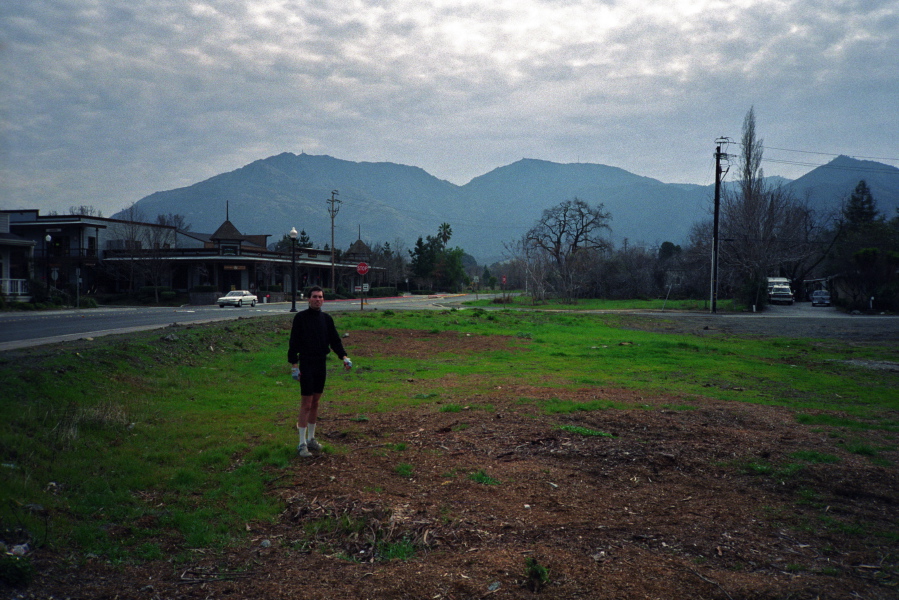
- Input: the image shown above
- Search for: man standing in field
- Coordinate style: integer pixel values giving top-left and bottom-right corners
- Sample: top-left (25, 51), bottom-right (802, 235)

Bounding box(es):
top-left (288, 286), bottom-right (352, 457)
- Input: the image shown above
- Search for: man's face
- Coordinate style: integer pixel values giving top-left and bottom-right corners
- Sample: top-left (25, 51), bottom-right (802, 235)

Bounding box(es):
top-left (309, 291), bottom-right (324, 309)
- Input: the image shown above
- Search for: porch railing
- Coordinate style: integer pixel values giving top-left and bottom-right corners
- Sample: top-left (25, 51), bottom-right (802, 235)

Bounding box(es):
top-left (1, 278), bottom-right (29, 296)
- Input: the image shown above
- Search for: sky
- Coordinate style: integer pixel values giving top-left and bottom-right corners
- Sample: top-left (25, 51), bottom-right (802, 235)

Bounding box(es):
top-left (2, 0), bottom-right (898, 218)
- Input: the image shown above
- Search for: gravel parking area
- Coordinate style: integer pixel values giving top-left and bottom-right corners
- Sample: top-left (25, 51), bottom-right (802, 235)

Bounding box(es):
top-left (627, 304), bottom-right (899, 343)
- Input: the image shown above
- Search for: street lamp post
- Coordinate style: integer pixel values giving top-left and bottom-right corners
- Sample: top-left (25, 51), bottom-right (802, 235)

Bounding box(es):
top-left (44, 234), bottom-right (52, 296)
top-left (289, 227), bottom-right (298, 312)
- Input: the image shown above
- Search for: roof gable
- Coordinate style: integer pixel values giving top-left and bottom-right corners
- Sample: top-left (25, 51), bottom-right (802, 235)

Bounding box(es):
top-left (346, 239), bottom-right (371, 256)
top-left (210, 220), bottom-right (244, 241)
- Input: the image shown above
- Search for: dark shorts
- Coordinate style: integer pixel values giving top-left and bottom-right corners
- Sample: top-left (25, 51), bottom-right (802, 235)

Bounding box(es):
top-left (298, 357), bottom-right (327, 396)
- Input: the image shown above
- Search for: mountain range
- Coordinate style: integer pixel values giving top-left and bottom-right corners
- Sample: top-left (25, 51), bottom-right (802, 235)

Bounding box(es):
top-left (118, 153), bottom-right (899, 263)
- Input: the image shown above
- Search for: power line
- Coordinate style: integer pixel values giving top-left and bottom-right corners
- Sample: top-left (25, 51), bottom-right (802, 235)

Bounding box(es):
top-left (336, 193), bottom-right (535, 230)
top-left (729, 142), bottom-right (899, 174)
top-left (761, 145), bottom-right (899, 163)
top-left (761, 157), bottom-right (899, 175)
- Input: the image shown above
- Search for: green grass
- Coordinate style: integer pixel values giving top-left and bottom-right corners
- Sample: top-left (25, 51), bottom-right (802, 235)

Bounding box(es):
top-left (790, 450), bottom-right (840, 464)
top-left (376, 537), bottom-right (417, 561)
top-left (301, 511), bottom-right (418, 562)
top-left (1, 308), bottom-right (896, 565)
top-left (557, 424), bottom-right (615, 437)
top-left (468, 470), bottom-right (500, 485)
top-left (394, 463), bottom-right (415, 478)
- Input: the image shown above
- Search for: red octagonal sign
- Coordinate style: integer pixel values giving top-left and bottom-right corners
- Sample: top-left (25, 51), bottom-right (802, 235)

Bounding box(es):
top-left (356, 262), bottom-right (370, 276)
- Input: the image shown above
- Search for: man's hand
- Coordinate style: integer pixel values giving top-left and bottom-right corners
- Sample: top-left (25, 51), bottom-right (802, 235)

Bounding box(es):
top-left (291, 366), bottom-right (300, 381)
top-left (343, 357), bottom-right (353, 370)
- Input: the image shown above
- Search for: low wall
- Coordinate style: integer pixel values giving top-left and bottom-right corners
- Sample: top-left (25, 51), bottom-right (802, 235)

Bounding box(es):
top-left (189, 292), bottom-right (220, 305)
top-left (259, 292), bottom-right (287, 303)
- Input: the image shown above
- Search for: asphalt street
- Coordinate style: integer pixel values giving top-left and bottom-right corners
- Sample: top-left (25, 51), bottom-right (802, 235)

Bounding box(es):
top-left (0, 294), bottom-right (470, 351)
top-left (2, 296), bottom-right (897, 351)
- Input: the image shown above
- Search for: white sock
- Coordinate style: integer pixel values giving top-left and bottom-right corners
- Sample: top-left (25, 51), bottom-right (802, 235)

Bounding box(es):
top-left (298, 426), bottom-right (307, 446)
top-left (308, 422), bottom-right (316, 441)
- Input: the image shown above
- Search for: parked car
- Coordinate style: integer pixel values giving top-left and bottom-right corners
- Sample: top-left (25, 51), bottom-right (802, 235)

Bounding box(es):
top-left (217, 290), bottom-right (257, 307)
top-left (768, 285), bottom-right (794, 305)
top-left (811, 290), bottom-right (832, 306)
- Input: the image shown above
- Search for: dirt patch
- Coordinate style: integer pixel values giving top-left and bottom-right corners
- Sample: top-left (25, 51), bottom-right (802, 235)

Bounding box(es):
top-left (12, 328), bottom-right (899, 599)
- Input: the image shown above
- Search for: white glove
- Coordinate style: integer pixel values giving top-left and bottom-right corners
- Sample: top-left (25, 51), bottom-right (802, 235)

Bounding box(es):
top-left (291, 367), bottom-right (300, 381)
top-left (343, 357), bottom-right (353, 369)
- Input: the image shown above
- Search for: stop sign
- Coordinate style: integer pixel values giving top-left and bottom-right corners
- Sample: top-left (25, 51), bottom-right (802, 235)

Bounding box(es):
top-left (356, 262), bottom-right (370, 275)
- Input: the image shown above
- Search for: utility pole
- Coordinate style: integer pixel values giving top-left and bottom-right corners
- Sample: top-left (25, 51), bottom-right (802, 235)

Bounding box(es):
top-left (327, 190), bottom-right (341, 292)
top-left (711, 138), bottom-right (731, 314)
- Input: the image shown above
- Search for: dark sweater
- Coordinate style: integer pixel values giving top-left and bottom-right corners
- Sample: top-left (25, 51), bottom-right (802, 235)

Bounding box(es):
top-left (287, 308), bottom-right (347, 363)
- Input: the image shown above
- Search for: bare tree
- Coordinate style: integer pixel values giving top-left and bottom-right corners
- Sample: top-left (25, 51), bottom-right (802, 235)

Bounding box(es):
top-left (104, 202), bottom-right (146, 293)
top-left (68, 205), bottom-right (104, 217)
top-left (681, 220), bottom-right (714, 300)
top-left (388, 238), bottom-right (409, 289)
top-left (141, 216), bottom-right (179, 302)
top-left (156, 213), bottom-right (191, 232)
top-left (505, 238), bottom-right (552, 303)
top-left (102, 205), bottom-right (179, 299)
top-left (719, 108), bottom-right (830, 306)
top-left (523, 198), bottom-right (612, 301)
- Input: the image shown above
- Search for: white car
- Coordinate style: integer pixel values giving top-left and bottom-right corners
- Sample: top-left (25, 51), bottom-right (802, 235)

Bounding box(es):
top-left (217, 290), bottom-right (257, 307)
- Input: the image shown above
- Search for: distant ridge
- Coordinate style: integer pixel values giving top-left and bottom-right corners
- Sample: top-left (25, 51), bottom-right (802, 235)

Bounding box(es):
top-left (117, 153), bottom-right (898, 263)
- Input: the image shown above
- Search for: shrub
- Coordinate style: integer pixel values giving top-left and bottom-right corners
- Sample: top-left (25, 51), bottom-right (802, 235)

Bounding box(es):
top-left (0, 555), bottom-right (35, 586)
top-left (139, 286), bottom-right (173, 299)
top-left (369, 287), bottom-right (398, 297)
top-left (525, 557), bottom-right (550, 591)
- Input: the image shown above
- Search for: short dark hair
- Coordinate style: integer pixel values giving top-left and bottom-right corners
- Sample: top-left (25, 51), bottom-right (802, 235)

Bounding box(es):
top-left (309, 285), bottom-right (324, 295)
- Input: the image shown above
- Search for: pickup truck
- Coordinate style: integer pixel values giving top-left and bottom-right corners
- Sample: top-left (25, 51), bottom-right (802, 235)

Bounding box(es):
top-left (768, 285), bottom-right (794, 305)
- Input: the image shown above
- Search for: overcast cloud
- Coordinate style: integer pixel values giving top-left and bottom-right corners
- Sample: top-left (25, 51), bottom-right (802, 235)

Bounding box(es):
top-left (2, 0), bottom-right (897, 217)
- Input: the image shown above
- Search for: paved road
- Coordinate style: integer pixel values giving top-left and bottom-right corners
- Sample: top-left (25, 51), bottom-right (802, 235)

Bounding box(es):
top-left (3, 296), bottom-right (897, 350)
top-left (0, 294), bottom-right (474, 351)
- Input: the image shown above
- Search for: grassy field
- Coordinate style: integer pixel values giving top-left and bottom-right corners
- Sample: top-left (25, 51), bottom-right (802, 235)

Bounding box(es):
top-left (1, 308), bottom-right (897, 577)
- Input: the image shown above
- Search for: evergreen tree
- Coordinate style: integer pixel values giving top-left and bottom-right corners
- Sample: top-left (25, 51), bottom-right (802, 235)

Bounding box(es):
top-left (827, 180), bottom-right (898, 309)
top-left (409, 236), bottom-right (437, 288)
top-left (842, 180), bottom-right (880, 227)
top-left (658, 241), bottom-right (682, 261)
top-left (434, 247), bottom-right (467, 291)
